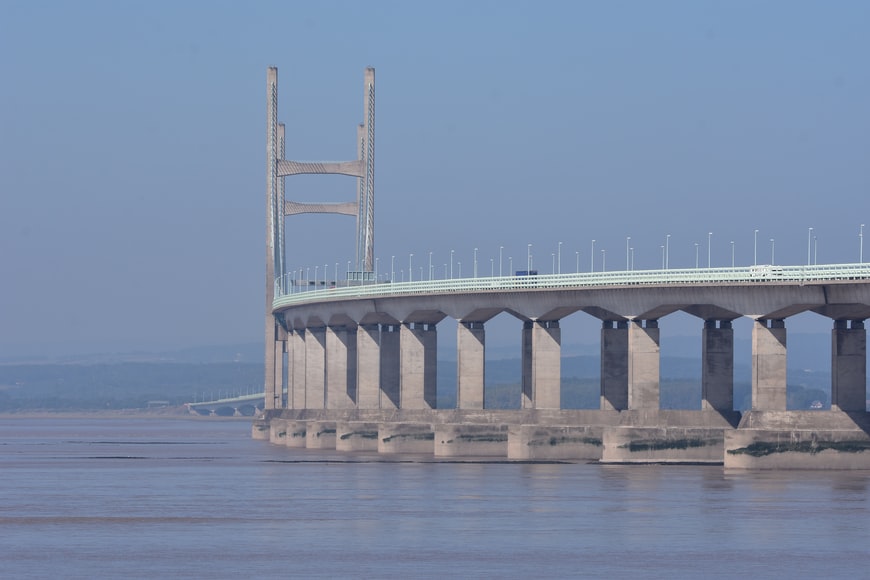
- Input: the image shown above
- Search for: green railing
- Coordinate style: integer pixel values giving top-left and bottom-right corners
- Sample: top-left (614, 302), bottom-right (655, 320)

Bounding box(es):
top-left (273, 263), bottom-right (870, 311)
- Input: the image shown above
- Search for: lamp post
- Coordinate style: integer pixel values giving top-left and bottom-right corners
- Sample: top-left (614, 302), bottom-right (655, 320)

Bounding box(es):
top-left (509, 256), bottom-right (513, 275)
top-left (814, 236), bottom-right (818, 265)
top-left (375, 258), bottom-right (379, 283)
top-left (409, 253), bottom-right (413, 282)
top-left (591, 240), bottom-right (595, 272)
top-left (335, 262), bottom-right (338, 283)
top-left (626, 236), bottom-right (631, 271)
top-left (707, 232), bottom-right (712, 268)
top-left (558, 241), bottom-right (562, 274)
top-left (661, 245), bottom-right (665, 269)
top-left (458, 261), bottom-right (461, 278)
top-left (450, 249), bottom-right (454, 279)
top-left (314, 266), bottom-right (318, 287)
top-left (630, 247), bottom-right (634, 270)
top-left (601, 249), bottom-right (606, 272)
top-left (474, 248), bottom-right (478, 278)
top-left (527, 244), bottom-right (532, 274)
top-left (347, 260), bottom-right (351, 280)
top-left (490, 258), bottom-right (494, 277)
top-left (730, 241), bottom-right (735, 267)
top-left (391, 255), bottom-right (395, 283)
top-left (551, 253), bottom-right (555, 275)
top-left (665, 234), bottom-right (671, 269)
top-left (861, 224), bottom-right (865, 263)
top-left (499, 246), bottom-right (503, 277)
top-left (575, 251), bottom-right (580, 273)
top-left (754, 229), bottom-right (758, 266)
top-left (807, 227), bottom-right (813, 266)
top-left (694, 242), bottom-right (699, 268)
top-left (770, 238), bottom-right (775, 265)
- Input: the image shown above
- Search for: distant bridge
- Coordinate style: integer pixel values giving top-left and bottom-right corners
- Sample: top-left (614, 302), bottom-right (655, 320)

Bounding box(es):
top-left (186, 393), bottom-right (265, 416)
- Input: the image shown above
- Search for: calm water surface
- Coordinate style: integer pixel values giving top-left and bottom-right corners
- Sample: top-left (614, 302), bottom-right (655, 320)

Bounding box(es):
top-left (1, 417), bottom-right (869, 579)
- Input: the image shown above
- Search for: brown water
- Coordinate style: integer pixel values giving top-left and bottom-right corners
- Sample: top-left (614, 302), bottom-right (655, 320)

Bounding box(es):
top-left (1, 416), bottom-right (869, 578)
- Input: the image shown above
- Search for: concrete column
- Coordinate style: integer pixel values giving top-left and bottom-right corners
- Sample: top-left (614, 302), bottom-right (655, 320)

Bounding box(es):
top-left (832, 320), bottom-right (867, 412)
top-left (290, 329), bottom-right (306, 410)
top-left (273, 339), bottom-right (286, 409)
top-left (521, 320), bottom-right (561, 410)
top-left (380, 324), bottom-right (400, 409)
top-left (305, 326), bottom-right (326, 409)
top-left (751, 319), bottom-right (787, 411)
top-left (601, 320), bottom-right (629, 410)
top-left (400, 322), bottom-right (437, 409)
top-left (702, 320), bottom-right (734, 412)
top-left (326, 326), bottom-right (355, 409)
top-left (457, 321), bottom-right (485, 409)
top-left (628, 319), bottom-right (660, 410)
top-left (357, 324), bottom-right (381, 409)
top-left (264, 330), bottom-right (278, 410)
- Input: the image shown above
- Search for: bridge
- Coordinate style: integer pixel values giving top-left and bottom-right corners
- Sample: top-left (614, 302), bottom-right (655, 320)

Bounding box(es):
top-left (254, 67), bottom-right (870, 468)
top-left (186, 393), bottom-right (265, 417)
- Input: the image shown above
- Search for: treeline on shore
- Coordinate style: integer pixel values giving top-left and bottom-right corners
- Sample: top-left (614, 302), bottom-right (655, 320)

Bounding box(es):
top-left (0, 356), bottom-right (830, 412)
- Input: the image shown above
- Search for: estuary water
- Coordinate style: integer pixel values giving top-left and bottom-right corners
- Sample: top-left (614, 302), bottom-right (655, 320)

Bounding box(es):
top-left (2, 417), bottom-right (869, 579)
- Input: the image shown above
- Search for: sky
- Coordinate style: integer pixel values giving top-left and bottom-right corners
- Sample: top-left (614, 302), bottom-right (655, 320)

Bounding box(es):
top-left (1, 1), bottom-right (868, 356)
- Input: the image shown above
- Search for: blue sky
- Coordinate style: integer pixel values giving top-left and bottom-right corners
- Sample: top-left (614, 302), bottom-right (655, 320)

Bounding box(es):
top-left (1, 1), bottom-right (868, 355)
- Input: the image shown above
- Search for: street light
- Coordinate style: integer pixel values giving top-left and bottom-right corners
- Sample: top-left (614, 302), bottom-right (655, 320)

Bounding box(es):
top-left (575, 251), bottom-right (580, 273)
top-left (770, 238), bottom-right (775, 265)
top-left (409, 253), bottom-right (413, 282)
top-left (551, 253), bottom-right (555, 274)
top-left (391, 255), bottom-right (395, 283)
top-left (375, 258), bottom-right (379, 283)
top-left (450, 249), bottom-right (454, 279)
top-left (630, 247), bottom-right (634, 270)
top-left (601, 249), bottom-right (606, 272)
top-left (428, 251), bottom-right (433, 281)
top-left (707, 232), bottom-right (712, 268)
top-left (861, 224), bottom-right (865, 263)
top-left (754, 229), bottom-right (759, 266)
top-left (665, 234), bottom-right (671, 269)
top-left (807, 227), bottom-right (813, 266)
top-left (474, 247), bottom-right (478, 278)
top-left (558, 241), bottom-right (563, 274)
top-left (509, 256), bottom-right (513, 274)
top-left (458, 261), bottom-right (462, 278)
top-left (591, 240), bottom-right (595, 273)
top-left (314, 266), bottom-right (318, 287)
top-left (814, 236), bottom-right (818, 265)
top-left (730, 241), bottom-right (735, 267)
top-left (527, 244), bottom-right (532, 274)
top-left (490, 258), bottom-right (494, 277)
top-left (499, 246), bottom-right (503, 277)
top-left (694, 242), bottom-right (699, 268)
top-left (626, 236), bottom-right (631, 271)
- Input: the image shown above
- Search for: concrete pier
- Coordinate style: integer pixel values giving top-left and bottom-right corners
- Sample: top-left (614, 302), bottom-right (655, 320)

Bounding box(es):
top-left (380, 325), bottom-right (400, 409)
top-left (601, 321), bottom-right (628, 411)
top-left (702, 320), bottom-right (734, 412)
top-left (378, 422), bottom-right (435, 454)
top-left (434, 424), bottom-right (508, 457)
top-left (336, 421), bottom-right (379, 452)
top-left (831, 320), bottom-right (867, 412)
top-left (508, 425), bottom-right (604, 460)
top-left (326, 326), bottom-right (355, 409)
top-left (305, 327), bottom-right (326, 409)
top-left (356, 324), bottom-right (381, 409)
top-left (400, 322), bottom-right (437, 409)
top-left (457, 321), bottom-right (485, 409)
top-left (628, 320), bottom-right (660, 410)
top-left (305, 421), bottom-right (337, 449)
top-left (290, 329), bottom-right (306, 409)
top-left (752, 319), bottom-right (787, 410)
top-left (522, 320), bottom-right (561, 410)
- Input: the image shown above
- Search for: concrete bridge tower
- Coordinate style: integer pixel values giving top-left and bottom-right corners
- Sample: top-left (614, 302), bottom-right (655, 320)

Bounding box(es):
top-left (263, 67), bottom-right (375, 409)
